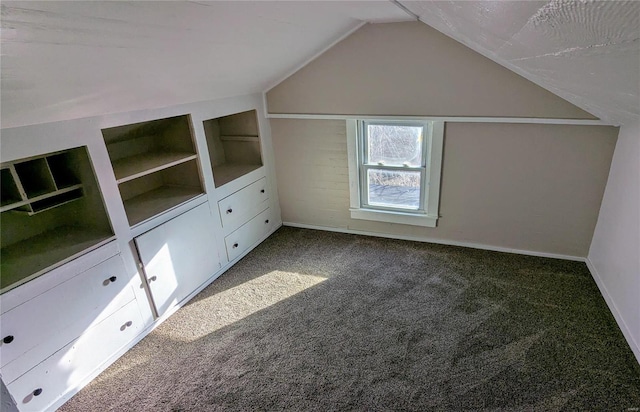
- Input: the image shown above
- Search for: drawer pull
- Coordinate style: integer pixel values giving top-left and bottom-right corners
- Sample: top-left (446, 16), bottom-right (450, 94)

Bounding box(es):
top-left (33, 388), bottom-right (43, 397)
top-left (233, 243), bottom-right (239, 248)
top-left (260, 189), bottom-right (265, 193)
top-left (120, 321), bottom-right (133, 331)
top-left (103, 275), bottom-right (118, 285)
top-left (265, 219), bottom-right (269, 224)
top-left (3, 335), bottom-right (14, 344)
top-left (226, 208), bottom-right (233, 214)
top-left (148, 276), bottom-right (157, 282)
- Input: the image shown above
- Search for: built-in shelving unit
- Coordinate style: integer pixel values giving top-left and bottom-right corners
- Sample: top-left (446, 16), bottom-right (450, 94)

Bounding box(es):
top-left (0, 147), bottom-right (114, 293)
top-left (1, 151), bottom-right (83, 215)
top-left (203, 110), bottom-right (263, 187)
top-left (102, 115), bottom-right (205, 226)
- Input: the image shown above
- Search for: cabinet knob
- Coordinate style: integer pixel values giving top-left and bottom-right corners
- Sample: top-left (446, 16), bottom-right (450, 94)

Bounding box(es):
top-left (226, 208), bottom-right (233, 214)
top-left (149, 276), bottom-right (157, 282)
top-left (265, 219), bottom-right (269, 224)
top-left (103, 275), bottom-right (117, 286)
top-left (120, 321), bottom-right (133, 331)
top-left (3, 335), bottom-right (14, 344)
top-left (33, 388), bottom-right (43, 397)
top-left (233, 243), bottom-right (239, 248)
top-left (260, 189), bottom-right (265, 193)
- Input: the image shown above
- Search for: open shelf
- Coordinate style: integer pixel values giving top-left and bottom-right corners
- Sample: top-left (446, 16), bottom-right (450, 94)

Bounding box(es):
top-left (123, 185), bottom-right (204, 227)
top-left (112, 152), bottom-right (197, 183)
top-left (1, 168), bottom-right (22, 207)
top-left (1, 146), bottom-right (114, 293)
top-left (203, 110), bottom-right (263, 188)
top-left (0, 226), bottom-right (114, 294)
top-left (220, 135), bottom-right (260, 142)
top-left (102, 115), bottom-right (204, 227)
top-left (117, 158), bottom-right (203, 226)
top-left (46, 151), bottom-right (81, 188)
top-left (14, 158), bottom-right (56, 198)
top-left (212, 163), bottom-right (263, 187)
top-left (11, 185), bottom-right (83, 215)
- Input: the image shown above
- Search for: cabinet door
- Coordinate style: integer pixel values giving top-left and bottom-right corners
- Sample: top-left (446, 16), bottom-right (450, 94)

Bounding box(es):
top-left (135, 203), bottom-right (220, 317)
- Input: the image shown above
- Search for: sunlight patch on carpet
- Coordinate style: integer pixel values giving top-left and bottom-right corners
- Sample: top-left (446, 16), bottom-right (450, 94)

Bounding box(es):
top-left (154, 270), bottom-right (327, 342)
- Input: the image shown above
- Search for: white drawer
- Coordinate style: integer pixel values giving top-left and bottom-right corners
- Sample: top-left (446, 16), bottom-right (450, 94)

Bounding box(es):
top-left (218, 177), bottom-right (269, 233)
top-left (225, 207), bottom-right (273, 262)
top-left (0, 254), bottom-right (134, 375)
top-left (7, 299), bottom-right (143, 412)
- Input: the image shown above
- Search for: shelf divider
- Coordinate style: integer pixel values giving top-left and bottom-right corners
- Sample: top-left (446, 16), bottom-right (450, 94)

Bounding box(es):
top-left (220, 135), bottom-right (260, 142)
top-left (112, 152), bottom-right (197, 184)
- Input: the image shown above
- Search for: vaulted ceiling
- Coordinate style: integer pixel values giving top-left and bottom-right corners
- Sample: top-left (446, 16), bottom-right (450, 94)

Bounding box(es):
top-left (1, 1), bottom-right (638, 128)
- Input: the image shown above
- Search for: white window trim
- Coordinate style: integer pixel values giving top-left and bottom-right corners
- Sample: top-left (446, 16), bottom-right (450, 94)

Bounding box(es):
top-left (346, 119), bottom-right (444, 228)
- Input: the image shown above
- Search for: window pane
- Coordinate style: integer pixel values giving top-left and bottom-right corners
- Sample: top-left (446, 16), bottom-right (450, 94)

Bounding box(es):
top-left (367, 124), bottom-right (423, 167)
top-left (367, 169), bottom-right (420, 209)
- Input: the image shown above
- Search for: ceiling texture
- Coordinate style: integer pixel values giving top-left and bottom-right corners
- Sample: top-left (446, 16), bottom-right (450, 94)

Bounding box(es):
top-left (1, 1), bottom-right (638, 129)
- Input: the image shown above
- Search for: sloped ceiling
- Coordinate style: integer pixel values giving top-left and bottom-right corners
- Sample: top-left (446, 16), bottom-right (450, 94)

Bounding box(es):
top-left (1, 1), bottom-right (638, 128)
top-left (400, 1), bottom-right (640, 125)
top-left (0, 1), bottom-right (411, 128)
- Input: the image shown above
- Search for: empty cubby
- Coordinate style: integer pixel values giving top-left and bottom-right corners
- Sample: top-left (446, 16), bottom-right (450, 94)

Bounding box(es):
top-left (203, 110), bottom-right (263, 187)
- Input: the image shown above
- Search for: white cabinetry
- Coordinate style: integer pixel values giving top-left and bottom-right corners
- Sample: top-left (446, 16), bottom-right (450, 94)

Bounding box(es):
top-left (0, 243), bottom-right (144, 412)
top-left (0, 94), bottom-right (281, 411)
top-left (217, 177), bottom-right (269, 234)
top-left (224, 208), bottom-right (274, 262)
top-left (6, 300), bottom-right (143, 411)
top-left (135, 202), bottom-right (221, 317)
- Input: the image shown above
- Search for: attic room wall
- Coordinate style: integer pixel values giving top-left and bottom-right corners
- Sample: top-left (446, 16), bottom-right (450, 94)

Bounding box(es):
top-left (266, 21), bottom-right (618, 258)
top-left (266, 22), bottom-right (595, 119)
top-left (588, 120), bottom-right (640, 362)
top-left (271, 119), bottom-right (616, 257)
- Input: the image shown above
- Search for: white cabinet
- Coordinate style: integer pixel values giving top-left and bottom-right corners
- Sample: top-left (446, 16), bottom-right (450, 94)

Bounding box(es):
top-left (0, 255), bottom-right (133, 382)
top-left (135, 202), bottom-right (221, 317)
top-left (0, 243), bottom-right (144, 412)
top-left (225, 208), bottom-right (274, 262)
top-left (217, 177), bottom-right (269, 234)
top-left (7, 300), bottom-right (143, 412)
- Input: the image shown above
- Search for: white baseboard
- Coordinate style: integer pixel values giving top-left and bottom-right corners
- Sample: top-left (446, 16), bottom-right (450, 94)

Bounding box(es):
top-left (585, 258), bottom-right (640, 365)
top-left (282, 222), bottom-right (585, 261)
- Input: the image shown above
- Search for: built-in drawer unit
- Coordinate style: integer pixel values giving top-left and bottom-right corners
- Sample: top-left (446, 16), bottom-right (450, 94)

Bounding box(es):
top-left (6, 300), bottom-right (143, 412)
top-left (0, 254), bottom-right (133, 382)
top-left (225, 207), bottom-right (273, 262)
top-left (217, 177), bottom-right (269, 234)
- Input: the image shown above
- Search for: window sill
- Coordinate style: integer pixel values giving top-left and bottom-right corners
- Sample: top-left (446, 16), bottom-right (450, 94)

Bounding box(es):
top-left (349, 208), bottom-right (438, 228)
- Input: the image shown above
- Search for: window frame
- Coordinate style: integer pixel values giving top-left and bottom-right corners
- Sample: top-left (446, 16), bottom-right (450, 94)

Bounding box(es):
top-left (347, 119), bottom-right (444, 228)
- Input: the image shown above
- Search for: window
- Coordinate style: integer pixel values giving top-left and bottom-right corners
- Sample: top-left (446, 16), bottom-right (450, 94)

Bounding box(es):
top-left (346, 119), bottom-right (444, 227)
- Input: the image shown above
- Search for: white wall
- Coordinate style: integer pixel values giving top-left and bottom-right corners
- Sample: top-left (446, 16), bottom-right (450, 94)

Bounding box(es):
top-left (271, 119), bottom-right (617, 258)
top-left (588, 120), bottom-right (640, 363)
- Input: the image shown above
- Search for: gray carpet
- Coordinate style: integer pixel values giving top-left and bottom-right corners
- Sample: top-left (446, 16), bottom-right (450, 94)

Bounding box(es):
top-left (60, 227), bottom-right (640, 411)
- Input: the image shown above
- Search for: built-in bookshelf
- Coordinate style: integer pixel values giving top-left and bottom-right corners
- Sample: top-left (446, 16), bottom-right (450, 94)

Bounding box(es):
top-left (101, 115), bottom-right (204, 226)
top-left (203, 110), bottom-right (263, 187)
top-left (0, 147), bottom-right (114, 293)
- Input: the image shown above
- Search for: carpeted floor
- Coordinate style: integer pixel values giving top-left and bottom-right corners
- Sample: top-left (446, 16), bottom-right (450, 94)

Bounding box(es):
top-left (60, 227), bottom-right (640, 411)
